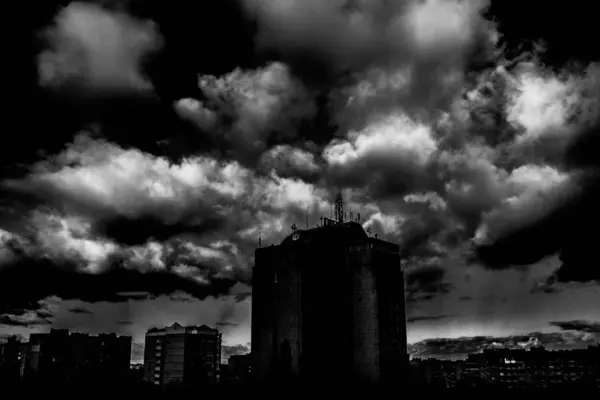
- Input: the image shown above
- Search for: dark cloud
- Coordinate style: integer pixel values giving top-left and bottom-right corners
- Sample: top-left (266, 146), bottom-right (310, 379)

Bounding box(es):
top-left (474, 157), bottom-right (600, 286)
top-left (405, 265), bottom-right (453, 303)
top-left (550, 320), bottom-right (600, 333)
top-left (95, 214), bottom-right (227, 246)
top-left (407, 315), bottom-right (453, 324)
top-left (3, 0), bottom-right (600, 343)
top-left (174, 62), bottom-right (318, 168)
top-left (233, 292), bottom-right (252, 303)
top-left (36, 310), bottom-right (54, 319)
top-left (68, 307), bottom-right (93, 315)
top-left (217, 322), bottom-right (240, 328)
top-left (116, 320), bottom-right (133, 326)
top-left (0, 255), bottom-right (237, 315)
top-left (217, 302), bottom-right (236, 328)
top-left (222, 343), bottom-right (250, 360)
top-left (0, 314), bottom-right (52, 327)
top-left (116, 291), bottom-right (152, 300)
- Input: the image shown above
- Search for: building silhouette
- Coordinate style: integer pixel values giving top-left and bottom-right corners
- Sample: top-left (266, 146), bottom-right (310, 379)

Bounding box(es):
top-left (19, 329), bottom-right (131, 384)
top-left (252, 193), bottom-right (408, 387)
top-left (0, 336), bottom-right (24, 383)
top-left (221, 353), bottom-right (252, 385)
top-left (143, 323), bottom-right (222, 388)
top-left (412, 343), bottom-right (600, 390)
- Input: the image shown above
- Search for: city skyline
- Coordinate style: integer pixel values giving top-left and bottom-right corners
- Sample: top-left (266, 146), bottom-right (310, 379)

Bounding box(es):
top-left (2, 0), bottom-right (600, 364)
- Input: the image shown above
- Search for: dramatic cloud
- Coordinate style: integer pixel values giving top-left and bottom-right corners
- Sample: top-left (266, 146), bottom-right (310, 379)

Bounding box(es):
top-left (323, 113), bottom-right (438, 198)
top-left (2, 0), bottom-right (600, 334)
top-left (0, 132), bottom-right (339, 311)
top-left (406, 265), bottom-right (453, 303)
top-left (242, 0), bottom-right (494, 75)
top-left (38, 2), bottom-right (162, 92)
top-left (174, 62), bottom-right (317, 166)
top-left (0, 310), bottom-right (53, 327)
top-left (550, 320), bottom-right (600, 334)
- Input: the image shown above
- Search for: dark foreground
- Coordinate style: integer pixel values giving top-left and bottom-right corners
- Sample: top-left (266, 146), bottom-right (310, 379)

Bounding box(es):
top-left (2, 381), bottom-right (599, 399)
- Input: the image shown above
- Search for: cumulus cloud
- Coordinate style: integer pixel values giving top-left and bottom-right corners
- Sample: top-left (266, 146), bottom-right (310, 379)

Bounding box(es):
top-left (0, 132), bottom-right (341, 311)
top-left (242, 0), bottom-right (494, 72)
top-left (323, 113), bottom-right (438, 199)
top-left (38, 2), bottom-right (162, 92)
top-left (3, 0), bottom-right (600, 320)
top-left (174, 62), bottom-right (317, 166)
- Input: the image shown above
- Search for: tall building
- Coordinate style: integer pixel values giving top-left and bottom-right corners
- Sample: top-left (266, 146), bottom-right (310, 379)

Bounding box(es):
top-left (143, 323), bottom-right (222, 388)
top-left (23, 329), bottom-right (131, 384)
top-left (252, 193), bottom-right (408, 387)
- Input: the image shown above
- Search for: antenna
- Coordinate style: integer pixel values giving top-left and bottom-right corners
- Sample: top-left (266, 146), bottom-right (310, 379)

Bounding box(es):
top-left (306, 206), bottom-right (309, 230)
top-left (259, 236), bottom-right (262, 247)
top-left (357, 213), bottom-right (361, 223)
top-left (335, 192), bottom-right (344, 223)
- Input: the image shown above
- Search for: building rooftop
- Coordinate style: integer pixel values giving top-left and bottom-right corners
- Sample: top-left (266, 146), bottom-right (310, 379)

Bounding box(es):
top-left (279, 220), bottom-right (369, 246)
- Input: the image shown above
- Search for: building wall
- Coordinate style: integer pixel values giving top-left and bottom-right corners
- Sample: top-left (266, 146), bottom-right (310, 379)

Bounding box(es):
top-left (252, 225), bottom-right (407, 386)
top-left (349, 244), bottom-right (380, 383)
top-left (22, 331), bottom-right (131, 384)
top-left (144, 325), bottom-right (222, 388)
top-left (163, 334), bottom-right (185, 386)
top-left (372, 240), bottom-right (408, 383)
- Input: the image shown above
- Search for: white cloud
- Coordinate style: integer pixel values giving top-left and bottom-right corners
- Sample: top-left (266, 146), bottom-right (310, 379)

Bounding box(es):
top-left (174, 98), bottom-right (218, 131)
top-left (325, 113), bottom-right (437, 168)
top-left (259, 145), bottom-right (321, 177)
top-left (503, 61), bottom-right (600, 156)
top-left (474, 166), bottom-right (574, 244)
top-left (186, 62), bottom-right (316, 161)
top-left (29, 211), bottom-right (119, 273)
top-left (38, 2), bottom-right (162, 92)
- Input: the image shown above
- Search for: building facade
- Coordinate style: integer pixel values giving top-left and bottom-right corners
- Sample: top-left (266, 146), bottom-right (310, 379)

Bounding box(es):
top-left (0, 336), bottom-right (24, 383)
top-left (143, 323), bottom-right (222, 388)
top-left (252, 196), bottom-right (408, 387)
top-left (22, 329), bottom-right (131, 384)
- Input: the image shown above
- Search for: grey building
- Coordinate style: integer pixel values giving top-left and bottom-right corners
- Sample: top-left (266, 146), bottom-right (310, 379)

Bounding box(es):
top-left (251, 193), bottom-right (408, 387)
top-left (143, 323), bottom-right (222, 388)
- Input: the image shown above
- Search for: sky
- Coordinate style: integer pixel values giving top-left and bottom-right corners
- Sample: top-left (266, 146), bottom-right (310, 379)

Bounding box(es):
top-left (2, 0), bottom-right (600, 363)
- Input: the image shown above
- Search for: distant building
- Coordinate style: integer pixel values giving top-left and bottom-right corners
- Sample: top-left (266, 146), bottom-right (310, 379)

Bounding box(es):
top-left (129, 363), bottom-right (144, 382)
top-left (23, 329), bottom-right (131, 384)
top-left (0, 336), bottom-right (24, 383)
top-left (143, 323), bottom-right (222, 388)
top-left (225, 354), bottom-right (251, 384)
top-left (252, 193), bottom-right (408, 387)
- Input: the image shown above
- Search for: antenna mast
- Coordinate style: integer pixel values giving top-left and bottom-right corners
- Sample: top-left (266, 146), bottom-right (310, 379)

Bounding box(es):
top-left (335, 192), bottom-right (344, 223)
top-left (306, 206), bottom-right (309, 230)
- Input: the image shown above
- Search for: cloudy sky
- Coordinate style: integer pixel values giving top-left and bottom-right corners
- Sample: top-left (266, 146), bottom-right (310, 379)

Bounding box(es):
top-left (2, 0), bottom-right (599, 363)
